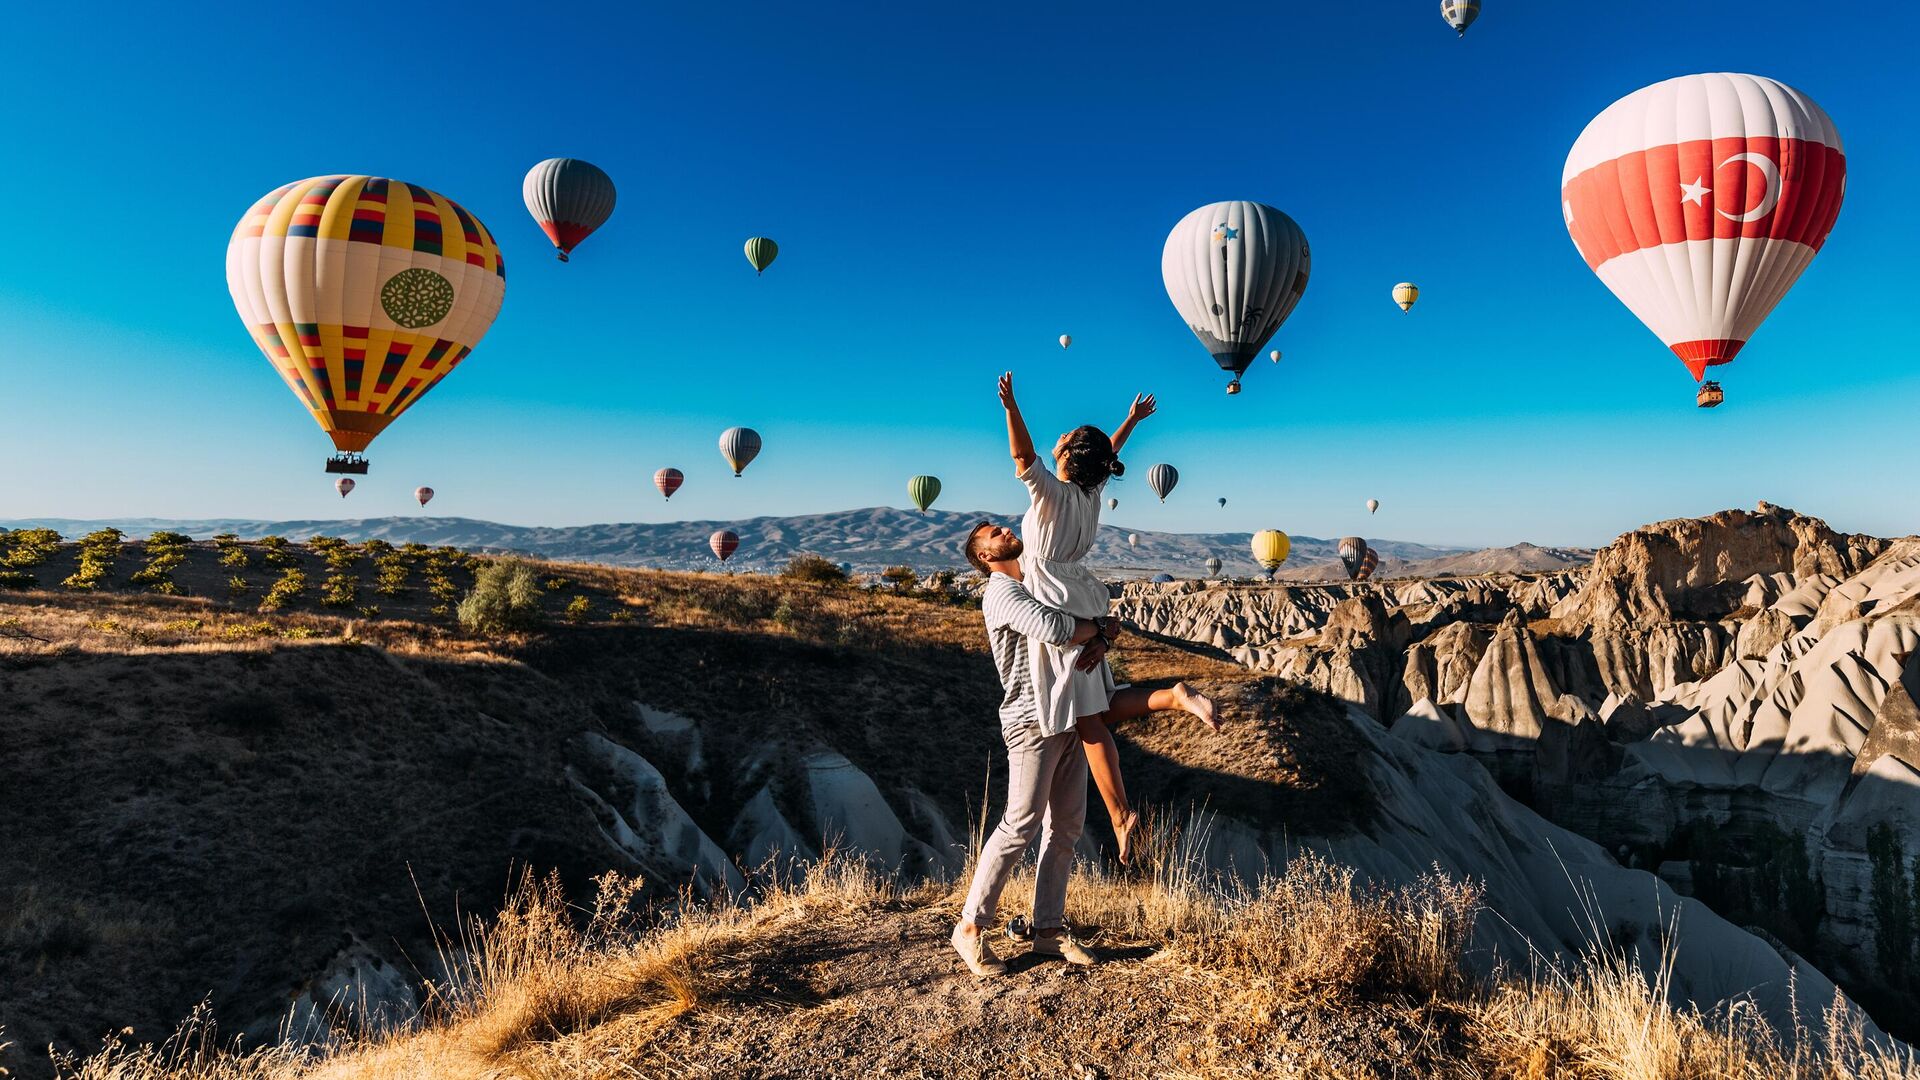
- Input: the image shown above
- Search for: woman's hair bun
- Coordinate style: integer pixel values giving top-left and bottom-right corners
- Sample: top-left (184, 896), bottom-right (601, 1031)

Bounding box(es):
top-left (1107, 459), bottom-right (1125, 478)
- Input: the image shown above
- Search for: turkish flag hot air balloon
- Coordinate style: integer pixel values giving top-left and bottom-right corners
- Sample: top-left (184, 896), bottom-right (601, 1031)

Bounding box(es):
top-left (1562, 73), bottom-right (1845, 400)
top-left (227, 176), bottom-right (507, 472)
top-left (1163, 201), bottom-right (1310, 395)
top-left (524, 159), bottom-right (616, 262)
top-left (654, 468), bottom-right (684, 500)
top-left (709, 530), bottom-right (739, 563)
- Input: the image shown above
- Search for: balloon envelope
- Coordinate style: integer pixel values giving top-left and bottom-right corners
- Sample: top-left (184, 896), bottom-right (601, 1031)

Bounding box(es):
top-left (1392, 282), bottom-right (1419, 311)
top-left (744, 237), bottom-right (778, 274)
top-left (1441, 0), bottom-right (1479, 36)
top-left (1218, 497), bottom-right (1227, 508)
top-left (414, 486), bottom-right (434, 507)
top-left (709, 530), bottom-right (740, 562)
top-left (1562, 73), bottom-right (1845, 384)
top-left (908, 474), bottom-right (942, 512)
top-left (1059, 334), bottom-right (1072, 349)
top-left (1357, 546), bottom-right (1380, 582)
top-left (719, 427), bottom-right (762, 476)
top-left (654, 468), bottom-right (684, 500)
top-left (1205, 556), bottom-right (1223, 576)
top-left (1147, 463), bottom-right (1179, 502)
top-left (1107, 498), bottom-right (1118, 511)
top-left (1152, 573), bottom-right (1174, 584)
top-left (227, 176), bottom-right (506, 456)
top-left (523, 158), bottom-right (616, 261)
top-left (335, 478), bottom-right (355, 498)
top-left (1269, 350), bottom-right (1281, 364)
top-left (1252, 530), bottom-right (1290, 571)
top-left (1128, 533), bottom-right (1140, 548)
top-left (1338, 536), bottom-right (1367, 581)
top-left (1162, 200), bottom-right (1310, 386)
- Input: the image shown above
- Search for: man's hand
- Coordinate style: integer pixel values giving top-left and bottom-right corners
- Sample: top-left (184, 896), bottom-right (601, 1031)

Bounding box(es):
top-left (1126, 393), bottom-right (1156, 424)
top-left (1076, 636), bottom-right (1110, 672)
top-left (1102, 616), bottom-right (1123, 641)
top-left (999, 372), bottom-right (1018, 410)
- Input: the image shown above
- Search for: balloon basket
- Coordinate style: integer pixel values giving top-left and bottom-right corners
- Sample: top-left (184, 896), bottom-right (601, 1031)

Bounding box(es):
top-left (1696, 381), bottom-right (1724, 409)
top-left (325, 454), bottom-right (370, 475)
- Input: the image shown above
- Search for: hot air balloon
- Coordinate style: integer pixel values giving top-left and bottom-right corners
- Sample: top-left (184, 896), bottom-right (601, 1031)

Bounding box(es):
top-left (1269, 350), bottom-right (1282, 364)
top-left (719, 427), bottom-right (762, 476)
top-left (227, 176), bottom-right (506, 474)
top-left (709, 530), bottom-right (740, 563)
top-left (1108, 498), bottom-right (1118, 511)
top-left (1367, 498), bottom-right (1380, 514)
top-left (1338, 537), bottom-right (1368, 581)
top-left (335, 478), bottom-right (355, 498)
top-left (1059, 334), bottom-right (1072, 349)
top-left (1147, 463), bottom-right (1179, 503)
top-left (1392, 282), bottom-right (1419, 312)
top-left (1152, 573), bottom-right (1175, 584)
top-left (1205, 556), bottom-right (1222, 577)
top-left (1218, 497), bottom-right (1227, 508)
top-left (522, 158), bottom-right (616, 262)
top-left (1441, 0), bottom-right (1479, 36)
top-left (654, 468), bottom-right (684, 500)
top-left (744, 237), bottom-right (778, 275)
top-left (1128, 533), bottom-right (1140, 550)
top-left (1163, 200), bottom-right (1310, 395)
top-left (908, 475), bottom-right (942, 512)
top-left (1357, 546), bottom-right (1380, 582)
top-left (415, 486), bottom-right (434, 507)
top-left (1252, 530), bottom-right (1290, 576)
top-left (1562, 73), bottom-right (1845, 406)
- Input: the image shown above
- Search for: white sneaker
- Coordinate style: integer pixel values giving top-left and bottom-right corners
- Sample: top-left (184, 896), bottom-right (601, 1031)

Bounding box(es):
top-left (952, 923), bottom-right (1009, 977)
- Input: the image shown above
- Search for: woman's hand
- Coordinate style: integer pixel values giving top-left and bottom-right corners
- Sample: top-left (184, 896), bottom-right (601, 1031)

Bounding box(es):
top-left (1075, 636), bottom-right (1110, 672)
top-left (1127, 393), bottom-right (1157, 423)
top-left (999, 372), bottom-right (1018, 410)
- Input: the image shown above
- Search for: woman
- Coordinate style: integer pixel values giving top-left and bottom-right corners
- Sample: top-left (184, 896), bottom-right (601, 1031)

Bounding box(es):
top-left (997, 372), bottom-right (1218, 864)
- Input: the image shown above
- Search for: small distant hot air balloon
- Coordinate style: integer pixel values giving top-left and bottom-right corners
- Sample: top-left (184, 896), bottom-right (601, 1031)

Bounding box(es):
top-left (1128, 533), bottom-right (1140, 550)
top-left (654, 468), bottom-right (684, 500)
top-left (1059, 334), bottom-right (1072, 349)
top-left (1205, 556), bottom-right (1223, 577)
top-left (908, 475), bottom-right (942, 512)
top-left (336, 478), bottom-right (355, 498)
top-left (1152, 573), bottom-right (1175, 584)
top-left (1441, 0), bottom-right (1479, 36)
top-left (719, 427), bottom-right (762, 476)
top-left (1367, 498), bottom-right (1380, 514)
top-left (1147, 464), bottom-right (1179, 503)
top-left (709, 530), bottom-right (740, 563)
top-left (1269, 350), bottom-right (1282, 364)
top-left (1338, 537), bottom-right (1368, 581)
top-left (1163, 200), bottom-right (1310, 395)
top-left (1218, 497), bottom-right (1227, 508)
top-left (1107, 497), bottom-right (1118, 511)
top-left (1252, 530), bottom-right (1290, 576)
top-left (227, 176), bottom-right (506, 473)
top-left (1357, 546), bottom-right (1380, 582)
top-left (415, 486), bottom-right (434, 507)
top-left (1393, 282), bottom-right (1419, 312)
top-left (1563, 73), bottom-right (1846, 406)
top-left (523, 158), bottom-right (616, 262)
top-left (744, 237), bottom-right (778, 275)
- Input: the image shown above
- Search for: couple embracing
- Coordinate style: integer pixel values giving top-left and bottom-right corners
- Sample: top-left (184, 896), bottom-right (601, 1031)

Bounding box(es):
top-left (952, 373), bottom-right (1219, 977)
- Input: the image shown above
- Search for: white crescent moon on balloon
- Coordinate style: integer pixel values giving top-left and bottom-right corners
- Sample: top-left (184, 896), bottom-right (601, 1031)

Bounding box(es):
top-left (1716, 152), bottom-right (1782, 223)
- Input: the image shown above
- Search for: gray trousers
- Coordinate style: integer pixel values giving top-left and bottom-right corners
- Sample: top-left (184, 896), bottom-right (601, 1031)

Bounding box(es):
top-left (960, 721), bottom-right (1087, 930)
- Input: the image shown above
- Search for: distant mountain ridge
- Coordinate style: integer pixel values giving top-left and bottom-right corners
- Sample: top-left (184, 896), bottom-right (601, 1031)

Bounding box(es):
top-left (1, 507), bottom-right (1509, 577)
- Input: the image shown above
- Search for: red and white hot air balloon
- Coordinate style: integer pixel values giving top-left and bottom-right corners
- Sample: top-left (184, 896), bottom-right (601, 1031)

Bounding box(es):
top-left (654, 467), bottom-right (684, 500)
top-left (414, 486), bottom-right (434, 507)
top-left (1562, 73), bottom-right (1845, 405)
top-left (709, 530), bottom-right (739, 563)
top-left (335, 478), bottom-right (354, 498)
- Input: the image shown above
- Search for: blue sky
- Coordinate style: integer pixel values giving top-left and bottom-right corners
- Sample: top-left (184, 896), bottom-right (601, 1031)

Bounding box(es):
top-left (0, 2), bottom-right (1914, 547)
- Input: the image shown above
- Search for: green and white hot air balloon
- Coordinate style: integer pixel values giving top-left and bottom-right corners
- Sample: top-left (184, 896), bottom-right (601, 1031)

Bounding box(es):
top-left (744, 237), bottom-right (778, 275)
top-left (907, 475), bottom-right (941, 513)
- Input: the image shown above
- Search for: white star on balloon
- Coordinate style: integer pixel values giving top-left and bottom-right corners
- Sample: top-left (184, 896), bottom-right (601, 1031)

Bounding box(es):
top-left (1680, 177), bottom-right (1711, 206)
top-left (1214, 224), bottom-right (1238, 241)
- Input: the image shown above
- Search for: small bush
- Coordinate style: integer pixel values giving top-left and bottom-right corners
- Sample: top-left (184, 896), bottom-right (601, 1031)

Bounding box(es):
top-left (565, 595), bottom-right (592, 623)
top-left (0, 569), bottom-right (34, 590)
top-left (457, 559), bottom-right (547, 636)
top-left (219, 545), bottom-right (251, 569)
top-left (227, 575), bottom-right (251, 597)
top-left (62, 528), bottom-right (124, 591)
top-left (880, 565), bottom-right (919, 592)
top-left (320, 572), bottom-right (357, 608)
top-left (260, 568), bottom-right (307, 612)
top-left (1, 527), bottom-right (62, 569)
top-left (259, 535), bottom-right (297, 567)
top-left (782, 555), bottom-right (849, 585)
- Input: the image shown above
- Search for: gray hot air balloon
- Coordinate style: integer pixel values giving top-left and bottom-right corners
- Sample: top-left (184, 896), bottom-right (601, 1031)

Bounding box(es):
top-left (1205, 556), bottom-right (1222, 577)
top-left (1152, 573), bottom-right (1174, 584)
top-left (1367, 498), bottom-right (1380, 514)
top-left (1218, 497), bottom-right (1227, 508)
top-left (1146, 463), bottom-right (1179, 503)
top-left (1162, 200), bottom-right (1311, 395)
top-left (1338, 536), bottom-right (1368, 581)
top-left (1440, 0), bottom-right (1479, 36)
top-left (1127, 533), bottom-right (1140, 550)
top-left (522, 158), bottom-right (616, 262)
top-left (1107, 497), bottom-right (1118, 511)
top-left (718, 427), bottom-right (762, 476)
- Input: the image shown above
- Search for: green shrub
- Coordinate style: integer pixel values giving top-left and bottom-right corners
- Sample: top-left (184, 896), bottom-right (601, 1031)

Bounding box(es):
top-left (782, 554), bottom-right (849, 585)
top-left (259, 536), bottom-right (296, 567)
top-left (62, 528), bottom-right (123, 591)
top-left (565, 595), bottom-right (592, 623)
top-left (456, 559), bottom-right (546, 636)
top-left (306, 535), bottom-right (346, 553)
top-left (227, 575), bottom-right (251, 597)
top-left (219, 545), bottom-right (251, 569)
top-left (2, 527), bottom-right (62, 570)
top-left (880, 565), bottom-right (919, 592)
top-left (320, 572), bottom-right (357, 608)
top-left (0, 569), bottom-right (35, 590)
top-left (260, 568), bottom-right (307, 612)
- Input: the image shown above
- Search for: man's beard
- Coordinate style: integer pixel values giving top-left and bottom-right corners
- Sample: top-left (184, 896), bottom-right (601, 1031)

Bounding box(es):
top-left (989, 536), bottom-right (1024, 563)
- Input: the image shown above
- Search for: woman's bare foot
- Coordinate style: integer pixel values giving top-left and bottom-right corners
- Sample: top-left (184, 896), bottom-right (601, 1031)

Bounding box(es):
top-left (1172, 681), bottom-right (1220, 731)
top-left (1114, 808), bottom-right (1139, 866)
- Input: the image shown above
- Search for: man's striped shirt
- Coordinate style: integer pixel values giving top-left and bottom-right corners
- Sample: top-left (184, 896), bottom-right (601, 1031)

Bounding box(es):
top-left (982, 572), bottom-right (1076, 731)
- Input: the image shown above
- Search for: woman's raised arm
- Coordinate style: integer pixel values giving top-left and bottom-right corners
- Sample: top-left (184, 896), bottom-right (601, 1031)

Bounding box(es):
top-left (1109, 393), bottom-right (1156, 454)
top-left (999, 372), bottom-right (1037, 473)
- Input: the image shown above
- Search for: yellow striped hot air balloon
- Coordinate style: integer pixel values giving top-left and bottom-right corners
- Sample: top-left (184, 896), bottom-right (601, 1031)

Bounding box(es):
top-left (1251, 530), bottom-right (1290, 576)
top-left (744, 237), bottom-right (778, 275)
top-left (226, 176), bottom-right (506, 473)
top-left (1392, 282), bottom-right (1419, 312)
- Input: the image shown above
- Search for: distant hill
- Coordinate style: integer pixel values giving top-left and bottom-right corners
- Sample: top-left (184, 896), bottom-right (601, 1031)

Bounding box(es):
top-left (2, 508), bottom-right (1472, 577)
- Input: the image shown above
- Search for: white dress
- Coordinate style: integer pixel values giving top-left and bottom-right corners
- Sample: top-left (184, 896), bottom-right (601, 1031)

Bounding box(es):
top-left (1016, 458), bottom-right (1118, 736)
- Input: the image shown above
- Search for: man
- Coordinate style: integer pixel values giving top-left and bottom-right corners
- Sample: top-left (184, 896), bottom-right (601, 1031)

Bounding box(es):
top-left (951, 520), bottom-right (1115, 976)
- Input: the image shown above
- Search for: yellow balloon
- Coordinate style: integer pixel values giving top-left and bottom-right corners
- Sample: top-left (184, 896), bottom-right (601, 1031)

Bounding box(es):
top-left (1251, 529), bottom-right (1290, 571)
top-left (1392, 282), bottom-right (1419, 312)
top-left (226, 176), bottom-right (507, 459)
